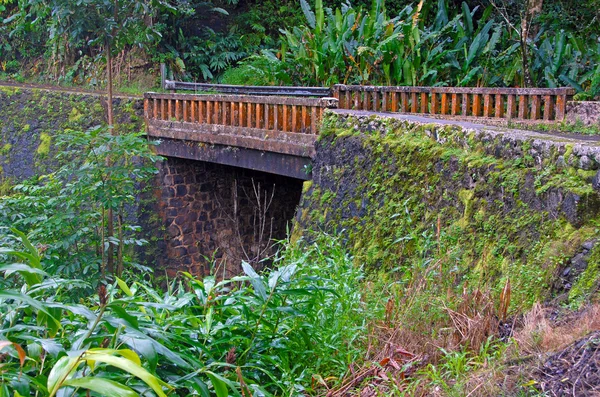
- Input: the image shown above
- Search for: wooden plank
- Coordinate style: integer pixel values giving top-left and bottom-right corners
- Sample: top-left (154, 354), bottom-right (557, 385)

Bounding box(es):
top-left (256, 103), bottom-right (263, 129)
top-left (421, 92), bottom-right (428, 113)
top-left (291, 105), bottom-right (298, 132)
top-left (198, 101), bottom-right (204, 123)
top-left (345, 91), bottom-right (351, 109)
top-left (411, 92), bottom-right (418, 113)
top-left (441, 93), bottom-right (449, 115)
top-left (144, 98), bottom-right (149, 119)
top-left (393, 92), bottom-right (400, 112)
top-left (382, 91), bottom-right (388, 112)
top-left (431, 93), bottom-right (439, 114)
top-left (363, 91), bottom-right (369, 110)
top-left (207, 101), bottom-right (212, 124)
top-left (451, 93), bottom-right (459, 115)
top-left (461, 93), bottom-right (470, 116)
top-left (495, 94), bottom-right (504, 118)
top-left (518, 95), bottom-right (527, 119)
top-left (167, 99), bottom-right (173, 120)
top-left (555, 95), bottom-right (566, 120)
top-left (311, 107), bottom-right (317, 134)
top-left (472, 94), bottom-right (481, 116)
top-left (373, 91), bottom-right (379, 111)
top-left (274, 104), bottom-right (279, 130)
top-left (190, 100), bottom-right (196, 122)
top-left (401, 92), bottom-right (409, 112)
top-left (543, 95), bottom-right (553, 120)
top-left (283, 104), bottom-right (289, 132)
top-left (264, 103), bottom-right (269, 130)
top-left (176, 100), bottom-right (182, 121)
top-left (483, 94), bottom-right (491, 117)
top-left (247, 102), bottom-right (253, 127)
top-left (182, 100), bottom-right (188, 122)
top-left (530, 95), bottom-right (541, 120)
top-left (354, 92), bottom-right (360, 110)
top-left (506, 95), bottom-right (516, 119)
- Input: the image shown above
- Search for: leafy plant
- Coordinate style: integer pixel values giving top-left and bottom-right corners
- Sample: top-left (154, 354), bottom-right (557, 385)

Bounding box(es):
top-left (0, 126), bottom-right (161, 281)
top-left (0, 231), bottom-right (372, 395)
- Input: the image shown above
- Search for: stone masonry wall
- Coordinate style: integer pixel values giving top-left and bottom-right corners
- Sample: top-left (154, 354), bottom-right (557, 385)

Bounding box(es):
top-left (295, 110), bottom-right (600, 307)
top-left (157, 158), bottom-right (303, 278)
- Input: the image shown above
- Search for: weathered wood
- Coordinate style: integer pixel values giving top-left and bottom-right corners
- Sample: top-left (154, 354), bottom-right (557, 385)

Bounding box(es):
top-left (531, 95), bottom-right (541, 120)
top-left (473, 94), bottom-right (481, 116)
top-left (332, 85), bottom-right (575, 96)
top-left (451, 93), bottom-right (459, 115)
top-left (518, 95), bottom-right (527, 119)
top-left (543, 95), bottom-right (553, 120)
top-left (461, 93), bottom-right (469, 116)
top-left (182, 100), bottom-right (188, 122)
top-left (431, 93), bottom-right (439, 114)
top-left (441, 93), bottom-right (449, 115)
top-left (495, 94), bottom-right (504, 118)
top-left (382, 91), bottom-right (388, 112)
top-left (506, 95), bottom-right (516, 119)
top-left (164, 80), bottom-right (331, 97)
top-left (556, 95), bottom-right (566, 120)
top-left (311, 107), bottom-right (317, 134)
top-left (483, 94), bottom-right (491, 117)
top-left (420, 93), bottom-right (428, 113)
top-left (291, 105), bottom-right (298, 132)
top-left (411, 92), bottom-right (418, 113)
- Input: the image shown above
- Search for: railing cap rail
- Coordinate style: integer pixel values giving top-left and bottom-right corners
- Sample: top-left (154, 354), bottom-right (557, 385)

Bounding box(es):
top-left (332, 84), bottom-right (576, 96)
top-left (164, 80), bottom-right (331, 97)
top-left (145, 92), bottom-right (338, 107)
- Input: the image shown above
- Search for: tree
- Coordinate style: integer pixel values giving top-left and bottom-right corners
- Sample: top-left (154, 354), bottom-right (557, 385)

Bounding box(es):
top-left (490, 0), bottom-right (544, 87)
top-left (13, 0), bottom-right (173, 275)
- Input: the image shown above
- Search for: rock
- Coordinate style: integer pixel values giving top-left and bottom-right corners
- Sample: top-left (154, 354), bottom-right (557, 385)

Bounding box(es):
top-left (592, 170), bottom-right (600, 190)
top-left (556, 155), bottom-right (567, 169)
top-left (579, 155), bottom-right (592, 170)
top-left (582, 240), bottom-right (595, 251)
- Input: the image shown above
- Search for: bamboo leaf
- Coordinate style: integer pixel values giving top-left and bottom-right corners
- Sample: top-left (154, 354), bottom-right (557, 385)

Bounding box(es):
top-left (63, 377), bottom-right (138, 397)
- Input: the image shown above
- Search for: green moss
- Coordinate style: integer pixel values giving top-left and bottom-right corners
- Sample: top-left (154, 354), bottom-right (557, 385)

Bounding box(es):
top-left (0, 144), bottom-right (11, 155)
top-left (36, 133), bottom-right (52, 157)
top-left (569, 244), bottom-right (600, 305)
top-left (298, 114), bottom-right (600, 310)
top-left (302, 181), bottom-right (313, 194)
top-left (68, 107), bottom-right (84, 123)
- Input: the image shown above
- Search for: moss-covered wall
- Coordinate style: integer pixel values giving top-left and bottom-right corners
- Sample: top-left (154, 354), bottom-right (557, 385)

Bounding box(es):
top-left (0, 85), bottom-right (144, 185)
top-left (296, 112), bottom-right (600, 308)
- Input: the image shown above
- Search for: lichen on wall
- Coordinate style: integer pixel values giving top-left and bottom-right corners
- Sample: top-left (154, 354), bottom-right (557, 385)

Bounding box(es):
top-left (0, 86), bottom-right (144, 183)
top-left (296, 111), bottom-right (600, 308)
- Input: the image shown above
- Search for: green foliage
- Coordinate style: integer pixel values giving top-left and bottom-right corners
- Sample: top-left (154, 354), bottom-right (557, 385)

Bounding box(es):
top-left (0, 126), bottom-right (161, 281)
top-left (0, 232), bottom-right (371, 395)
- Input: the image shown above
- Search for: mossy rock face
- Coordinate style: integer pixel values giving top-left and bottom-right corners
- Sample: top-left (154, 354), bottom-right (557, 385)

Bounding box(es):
top-left (297, 113), bottom-right (600, 308)
top-left (0, 87), bottom-right (144, 181)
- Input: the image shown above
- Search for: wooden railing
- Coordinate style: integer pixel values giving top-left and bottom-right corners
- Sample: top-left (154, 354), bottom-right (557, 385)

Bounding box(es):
top-left (144, 93), bottom-right (338, 134)
top-left (332, 85), bottom-right (575, 121)
top-left (163, 80), bottom-right (331, 97)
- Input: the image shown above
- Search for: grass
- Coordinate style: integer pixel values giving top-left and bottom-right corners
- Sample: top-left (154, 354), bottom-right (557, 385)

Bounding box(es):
top-left (508, 119), bottom-right (600, 136)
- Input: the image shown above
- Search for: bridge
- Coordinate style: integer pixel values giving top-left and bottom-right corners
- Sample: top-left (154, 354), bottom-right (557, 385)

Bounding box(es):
top-left (140, 82), bottom-right (576, 276)
top-left (144, 83), bottom-right (574, 180)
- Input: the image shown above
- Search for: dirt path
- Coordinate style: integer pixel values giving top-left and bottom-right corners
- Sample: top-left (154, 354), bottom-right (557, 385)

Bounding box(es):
top-left (0, 80), bottom-right (143, 99)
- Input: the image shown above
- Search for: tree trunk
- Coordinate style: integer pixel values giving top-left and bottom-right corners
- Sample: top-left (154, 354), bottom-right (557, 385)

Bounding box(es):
top-left (106, 44), bottom-right (115, 275)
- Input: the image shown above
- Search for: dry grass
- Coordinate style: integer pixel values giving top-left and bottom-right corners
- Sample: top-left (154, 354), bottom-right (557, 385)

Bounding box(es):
top-left (332, 278), bottom-right (600, 397)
